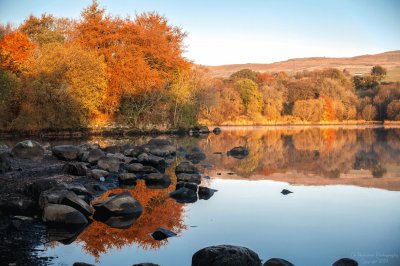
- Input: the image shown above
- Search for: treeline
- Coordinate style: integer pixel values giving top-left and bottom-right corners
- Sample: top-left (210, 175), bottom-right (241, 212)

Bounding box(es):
top-left (1, 1), bottom-right (399, 131)
top-left (198, 66), bottom-right (400, 125)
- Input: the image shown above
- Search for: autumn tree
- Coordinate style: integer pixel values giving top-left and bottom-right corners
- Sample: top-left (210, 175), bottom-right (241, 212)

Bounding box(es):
top-left (387, 100), bottom-right (400, 120)
top-left (230, 69), bottom-right (258, 82)
top-left (292, 99), bottom-right (324, 122)
top-left (0, 31), bottom-right (36, 74)
top-left (19, 14), bottom-right (68, 44)
top-left (234, 78), bottom-right (263, 114)
top-left (371, 65), bottom-right (387, 80)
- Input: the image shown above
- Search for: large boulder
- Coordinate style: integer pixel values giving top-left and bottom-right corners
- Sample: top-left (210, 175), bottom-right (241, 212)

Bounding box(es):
top-left (192, 245), bottom-right (261, 266)
top-left (143, 139), bottom-right (176, 157)
top-left (332, 258), bottom-right (358, 266)
top-left (63, 162), bottom-right (88, 176)
top-left (97, 156), bottom-right (121, 172)
top-left (87, 149), bottom-right (105, 164)
top-left (263, 258), bottom-right (294, 266)
top-left (137, 153), bottom-right (167, 171)
top-left (169, 187), bottom-right (197, 203)
top-left (93, 191), bottom-right (143, 217)
top-left (39, 188), bottom-right (94, 216)
top-left (177, 173), bottom-right (201, 184)
top-left (42, 204), bottom-right (88, 225)
top-left (0, 152), bottom-right (11, 173)
top-left (12, 140), bottom-right (44, 160)
top-left (144, 173), bottom-right (171, 189)
top-left (228, 146), bottom-right (249, 159)
top-left (175, 161), bottom-right (199, 175)
top-left (52, 145), bottom-right (82, 161)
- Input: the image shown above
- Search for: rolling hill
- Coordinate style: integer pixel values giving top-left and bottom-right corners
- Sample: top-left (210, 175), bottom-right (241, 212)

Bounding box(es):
top-left (198, 50), bottom-right (400, 81)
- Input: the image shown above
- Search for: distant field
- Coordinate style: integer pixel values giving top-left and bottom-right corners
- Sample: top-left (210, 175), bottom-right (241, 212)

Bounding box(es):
top-left (385, 67), bottom-right (400, 82)
top-left (200, 50), bottom-right (400, 81)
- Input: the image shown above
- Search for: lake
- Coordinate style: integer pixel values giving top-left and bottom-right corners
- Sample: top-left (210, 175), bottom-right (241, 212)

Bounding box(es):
top-left (36, 126), bottom-right (400, 266)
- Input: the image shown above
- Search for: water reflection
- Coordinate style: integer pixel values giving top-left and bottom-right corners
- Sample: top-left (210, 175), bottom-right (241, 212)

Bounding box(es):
top-left (197, 127), bottom-right (400, 191)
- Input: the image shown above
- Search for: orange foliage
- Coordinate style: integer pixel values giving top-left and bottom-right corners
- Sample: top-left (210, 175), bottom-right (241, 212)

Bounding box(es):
top-left (0, 31), bottom-right (36, 73)
top-left (322, 95), bottom-right (336, 121)
top-left (77, 181), bottom-right (186, 261)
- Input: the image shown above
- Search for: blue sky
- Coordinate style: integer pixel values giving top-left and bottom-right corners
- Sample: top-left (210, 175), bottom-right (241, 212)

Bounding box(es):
top-left (0, 0), bottom-right (399, 65)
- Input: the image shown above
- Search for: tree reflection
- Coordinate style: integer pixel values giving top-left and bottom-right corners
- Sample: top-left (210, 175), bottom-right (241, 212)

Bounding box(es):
top-left (76, 180), bottom-right (186, 261)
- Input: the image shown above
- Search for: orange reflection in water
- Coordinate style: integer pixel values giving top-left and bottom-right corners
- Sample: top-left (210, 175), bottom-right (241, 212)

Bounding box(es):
top-left (77, 180), bottom-right (186, 261)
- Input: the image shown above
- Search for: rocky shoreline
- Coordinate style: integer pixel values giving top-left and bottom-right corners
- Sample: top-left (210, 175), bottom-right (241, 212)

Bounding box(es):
top-left (0, 130), bottom-right (358, 266)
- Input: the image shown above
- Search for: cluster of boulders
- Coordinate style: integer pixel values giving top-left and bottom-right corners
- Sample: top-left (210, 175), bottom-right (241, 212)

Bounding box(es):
top-left (0, 137), bottom-right (219, 236)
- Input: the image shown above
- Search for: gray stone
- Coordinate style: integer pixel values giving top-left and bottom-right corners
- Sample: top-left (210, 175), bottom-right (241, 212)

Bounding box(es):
top-left (175, 161), bottom-right (199, 175)
top-left (263, 258), bottom-right (294, 266)
top-left (87, 169), bottom-right (109, 180)
top-left (192, 245), bottom-right (261, 266)
top-left (63, 162), bottom-right (88, 176)
top-left (87, 149), bottom-right (105, 163)
top-left (169, 187), bottom-right (197, 203)
top-left (198, 186), bottom-right (217, 200)
top-left (12, 140), bottom-right (44, 160)
top-left (93, 191), bottom-right (143, 216)
top-left (144, 173), bottom-right (171, 189)
top-left (332, 258), bottom-right (358, 266)
top-left (97, 156), bottom-right (120, 172)
top-left (177, 173), bottom-right (201, 184)
top-left (151, 227), bottom-right (177, 240)
top-left (176, 181), bottom-right (198, 192)
top-left (42, 204), bottom-right (88, 225)
top-left (52, 145), bottom-right (82, 161)
top-left (119, 173), bottom-right (137, 185)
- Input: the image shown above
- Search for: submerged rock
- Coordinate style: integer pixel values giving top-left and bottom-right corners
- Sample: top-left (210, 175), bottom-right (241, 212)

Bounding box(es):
top-left (93, 191), bottom-right (143, 217)
top-left (192, 245), bottom-right (261, 266)
top-left (213, 127), bottom-right (222, 135)
top-left (52, 145), bottom-right (82, 161)
top-left (169, 187), bottom-right (197, 203)
top-left (227, 146), bottom-right (249, 159)
top-left (332, 258), bottom-right (358, 266)
top-left (12, 140), bottom-right (44, 160)
top-left (42, 204), bottom-right (88, 225)
top-left (281, 189), bottom-right (293, 195)
top-left (93, 213), bottom-right (140, 229)
top-left (176, 181), bottom-right (198, 192)
top-left (263, 258), bottom-right (294, 266)
top-left (151, 227), bottom-right (177, 240)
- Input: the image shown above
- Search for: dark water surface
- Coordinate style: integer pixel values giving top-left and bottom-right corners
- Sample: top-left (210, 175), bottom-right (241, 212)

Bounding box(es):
top-left (37, 126), bottom-right (400, 266)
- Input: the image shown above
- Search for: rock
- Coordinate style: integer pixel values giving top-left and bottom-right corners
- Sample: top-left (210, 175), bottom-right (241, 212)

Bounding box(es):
top-left (87, 169), bottom-right (109, 180)
top-left (93, 191), bottom-right (143, 217)
top-left (12, 140), bottom-right (44, 160)
top-left (175, 161), bottom-right (199, 175)
top-left (332, 258), bottom-right (358, 266)
top-left (132, 264), bottom-right (160, 266)
top-left (176, 181), bottom-right (198, 192)
top-left (144, 173), bottom-right (171, 189)
top-left (151, 227), bottom-right (177, 240)
top-left (0, 152), bottom-right (11, 173)
top-left (127, 163), bottom-right (159, 175)
top-left (0, 195), bottom-right (38, 215)
top-left (227, 146), bottom-right (249, 159)
top-left (60, 183), bottom-right (93, 201)
top-left (0, 144), bottom-right (9, 152)
top-left (24, 179), bottom-right (58, 200)
top-left (39, 188), bottom-right (94, 216)
top-left (86, 183), bottom-right (108, 194)
top-left (281, 189), bottom-right (293, 195)
top-left (93, 213), bottom-right (139, 229)
top-left (63, 162), bottom-right (88, 176)
top-left (263, 258), bottom-right (294, 266)
top-left (97, 156), bottom-right (120, 172)
top-left (198, 186), bottom-right (217, 200)
top-left (52, 145), bottom-right (82, 161)
top-left (177, 173), bottom-right (201, 184)
top-left (137, 153), bottom-right (167, 171)
top-left (144, 139), bottom-right (176, 157)
top-left (42, 204), bottom-right (88, 225)
top-left (192, 245), bottom-right (261, 266)
top-left (103, 145), bottom-right (123, 154)
top-left (169, 187), bottom-right (197, 203)
top-left (79, 143), bottom-right (100, 151)
top-left (189, 126), bottom-right (210, 136)
top-left (87, 149), bottom-right (105, 163)
top-left (125, 146), bottom-right (145, 157)
top-left (119, 173), bottom-right (137, 185)
top-left (185, 152), bottom-right (206, 164)
top-left (213, 127), bottom-right (222, 135)
top-left (73, 262), bottom-right (94, 266)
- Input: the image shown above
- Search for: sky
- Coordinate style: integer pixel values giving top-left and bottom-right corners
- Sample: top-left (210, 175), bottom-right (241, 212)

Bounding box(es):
top-left (0, 0), bottom-right (399, 66)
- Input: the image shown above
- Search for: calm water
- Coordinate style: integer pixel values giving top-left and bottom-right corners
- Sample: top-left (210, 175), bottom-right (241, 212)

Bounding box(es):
top-left (36, 126), bottom-right (400, 266)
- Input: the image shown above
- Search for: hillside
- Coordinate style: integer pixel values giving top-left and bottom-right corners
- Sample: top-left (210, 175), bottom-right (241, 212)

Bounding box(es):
top-left (199, 50), bottom-right (400, 80)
